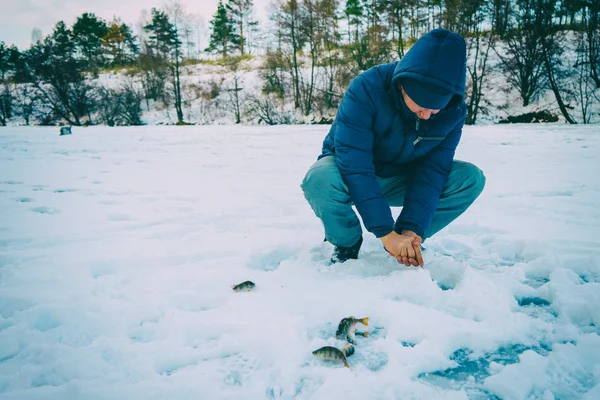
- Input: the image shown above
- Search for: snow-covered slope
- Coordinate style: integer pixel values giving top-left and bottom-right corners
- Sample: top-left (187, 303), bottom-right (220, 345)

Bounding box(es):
top-left (0, 124), bottom-right (599, 399)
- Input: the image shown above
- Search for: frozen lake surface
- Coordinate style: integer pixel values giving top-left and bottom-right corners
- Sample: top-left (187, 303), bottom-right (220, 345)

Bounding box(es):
top-left (1, 124), bottom-right (599, 399)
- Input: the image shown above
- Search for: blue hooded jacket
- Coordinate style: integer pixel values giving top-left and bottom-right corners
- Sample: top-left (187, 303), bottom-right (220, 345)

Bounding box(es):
top-left (319, 28), bottom-right (467, 239)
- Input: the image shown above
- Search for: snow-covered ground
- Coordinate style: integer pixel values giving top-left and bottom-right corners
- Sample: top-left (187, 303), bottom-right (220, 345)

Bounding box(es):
top-left (1, 124), bottom-right (599, 399)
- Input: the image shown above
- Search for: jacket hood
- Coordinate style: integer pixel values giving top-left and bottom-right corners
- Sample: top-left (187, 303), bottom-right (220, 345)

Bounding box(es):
top-left (392, 28), bottom-right (467, 109)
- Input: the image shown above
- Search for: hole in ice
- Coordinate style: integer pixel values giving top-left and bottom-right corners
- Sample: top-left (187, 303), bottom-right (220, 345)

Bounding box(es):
top-left (54, 188), bottom-right (77, 193)
top-left (516, 297), bottom-right (551, 307)
top-left (419, 343), bottom-right (551, 386)
top-left (15, 197), bottom-right (34, 202)
top-left (1, 180), bottom-right (23, 185)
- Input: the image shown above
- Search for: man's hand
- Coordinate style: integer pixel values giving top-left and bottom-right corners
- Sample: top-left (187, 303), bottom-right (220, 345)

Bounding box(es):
top-left (381, 230), bottom-right (424, 267)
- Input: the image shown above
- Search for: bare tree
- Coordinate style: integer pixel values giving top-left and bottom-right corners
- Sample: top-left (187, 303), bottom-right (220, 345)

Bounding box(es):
top-left (494, 1), bottom-right (548, 106)
top-left (466, 32), bottom-right (495, 125)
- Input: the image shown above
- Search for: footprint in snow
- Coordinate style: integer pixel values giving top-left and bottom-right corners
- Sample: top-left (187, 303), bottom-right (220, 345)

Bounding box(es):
top-left (246, 246), bottom-right (298, 271)
top-left (107, 213), bottom-right (132, 221)
top-left (29, 206), bottom-right (60, 215)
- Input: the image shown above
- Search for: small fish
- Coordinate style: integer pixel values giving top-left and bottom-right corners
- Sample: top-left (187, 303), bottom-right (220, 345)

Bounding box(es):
top-left (335, 316), bottom-right (369, 342)
top-left (347, 328), bottom-right (370, 345)
top-left (342, 343), bottom-right (355, 357)
top-left (232, 280), bottom-right (255, 292)
top-left (312, 346), bottom-right (350, 368)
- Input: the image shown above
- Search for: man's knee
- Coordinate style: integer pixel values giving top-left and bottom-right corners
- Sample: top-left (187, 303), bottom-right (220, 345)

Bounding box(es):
top-left (300, 157), bottom-right (347, 201)
top-left (452, 160), bottom-right (486, 197)
top-left (460, 161), bottom-right (486, 196)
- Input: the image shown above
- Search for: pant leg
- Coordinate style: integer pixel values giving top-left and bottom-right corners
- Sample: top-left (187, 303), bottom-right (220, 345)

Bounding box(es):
top-left (424, 160), bottom-right (486, 239)
top-left (301, 156), bottom-right (485, 245)
top-left (370, 160), bottom-right (486, 240)
top-left (300, 156), bottom-right (362, 247)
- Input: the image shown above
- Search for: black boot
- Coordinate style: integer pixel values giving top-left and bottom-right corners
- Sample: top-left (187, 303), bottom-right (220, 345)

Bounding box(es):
top-left (330, 236), bottom-right (363, 264)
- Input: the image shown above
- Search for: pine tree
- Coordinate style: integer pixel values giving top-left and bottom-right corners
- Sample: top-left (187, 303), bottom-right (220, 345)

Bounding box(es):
top-left (143, 8), bottom-right (184, 123)
top-left (206, 0), bottom-right (235, 57)
top-left (102, 19), bottom-right (138, 67)
top-left (226, 0), bottom-right (259, 55)
top-left (144, 8), bottom-right (179, 59)
top-left (72, 13), bottom-right (108, 72)
top-left (345, 0), bottom-right (363, 43)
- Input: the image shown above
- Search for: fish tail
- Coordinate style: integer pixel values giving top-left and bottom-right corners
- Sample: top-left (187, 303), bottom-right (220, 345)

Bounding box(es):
top-left (359, 317), bottom-right (369, 326)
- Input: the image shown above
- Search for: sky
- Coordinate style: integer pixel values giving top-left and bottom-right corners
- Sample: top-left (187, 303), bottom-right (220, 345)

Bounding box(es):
top-left (0, 0), bottom-right (272, 49)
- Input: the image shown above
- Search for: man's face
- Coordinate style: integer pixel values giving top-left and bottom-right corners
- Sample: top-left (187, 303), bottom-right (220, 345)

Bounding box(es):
top-left (399, 84), bottom-right (440, 121)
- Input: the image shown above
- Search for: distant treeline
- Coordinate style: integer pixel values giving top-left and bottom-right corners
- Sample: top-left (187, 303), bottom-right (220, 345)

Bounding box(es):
top-left (0, 0), bottom-right (598, 126)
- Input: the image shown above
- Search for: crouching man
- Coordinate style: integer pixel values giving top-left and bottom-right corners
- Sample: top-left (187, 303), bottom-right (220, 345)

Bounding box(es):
top-left (301, 28), bottom-right (486, 266)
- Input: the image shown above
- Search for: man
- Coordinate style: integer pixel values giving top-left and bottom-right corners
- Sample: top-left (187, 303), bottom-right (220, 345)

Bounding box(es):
top-left (300, 28), bottom-right (485, 266)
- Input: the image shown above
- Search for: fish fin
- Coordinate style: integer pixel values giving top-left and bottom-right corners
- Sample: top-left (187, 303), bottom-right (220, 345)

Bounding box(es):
top-left (361, 317), bottom-right (369, 326)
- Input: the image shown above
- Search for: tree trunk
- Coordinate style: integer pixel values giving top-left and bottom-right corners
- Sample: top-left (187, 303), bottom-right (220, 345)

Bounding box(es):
top-left (290, 1), bottom-right (301, 110)
top-left (541, 38), bottom-right (576, 124)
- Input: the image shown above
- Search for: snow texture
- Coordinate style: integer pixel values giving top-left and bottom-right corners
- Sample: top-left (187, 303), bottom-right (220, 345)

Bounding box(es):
top-left (0, 124), bottom-right (599, 399)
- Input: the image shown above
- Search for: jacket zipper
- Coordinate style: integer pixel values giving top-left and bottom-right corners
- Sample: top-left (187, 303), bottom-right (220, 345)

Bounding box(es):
top-left (413, 117), bottom-right (444, 145)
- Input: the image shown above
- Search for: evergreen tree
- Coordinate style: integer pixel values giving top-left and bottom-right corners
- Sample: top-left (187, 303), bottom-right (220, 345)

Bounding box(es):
top-left (72, 13), bottom-right (108, 72)
top-left (345, 0), bottom-right (363, 43)
top-left (102, 18), bottom-right (138, 67)
top-left (226, 0), bottom-right (259, 55)
top-left (143, 8), bottom-right (184, 123)
top-left (144, 8), bottom-right (179, 58)
top-left (25, 21), bottom-right (97, 125)
top-left (206, 0), bottom-right (235, 57)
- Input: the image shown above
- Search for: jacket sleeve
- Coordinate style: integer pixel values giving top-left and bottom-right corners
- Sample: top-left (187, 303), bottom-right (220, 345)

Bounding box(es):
top-left (334, 75), bottom-right (395, 238)
top-left (394, 109), bottom-right (466, 238)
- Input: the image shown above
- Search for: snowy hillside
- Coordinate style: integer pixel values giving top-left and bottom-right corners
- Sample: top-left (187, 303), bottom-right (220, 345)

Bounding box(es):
top-left (62, 32), bottom-right (600, 127)
top-left (1, 124), bottom-right (600, 399)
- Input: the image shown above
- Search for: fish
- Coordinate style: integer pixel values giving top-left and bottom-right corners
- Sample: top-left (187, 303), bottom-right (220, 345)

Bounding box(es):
top-left (232, 280), bottom-right (255, 292)
top-left (312, 346), bottom-right (350, 368)
top-left (347, 328), bottom-right (370, 345)
top-left (342, 343), bottom-right (355, 357)
top-left (335, 316), bottom-right (369, 342)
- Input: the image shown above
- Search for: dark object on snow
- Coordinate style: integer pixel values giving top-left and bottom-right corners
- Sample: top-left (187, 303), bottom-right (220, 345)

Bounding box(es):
top-left (59, 126), bottom-right (72, 136)
top-left (312, 346), bottom-right (350, 368)
top-left (342, 343), bottom-right (355, 357)
top-left (336, 316), bottom-right (369, 344)
top-left (498, 111), bottom-right (559, 124)
top-left (232, 280), bottom-right (255, 292)
top-left (330, 236), bottom-right (363, 264)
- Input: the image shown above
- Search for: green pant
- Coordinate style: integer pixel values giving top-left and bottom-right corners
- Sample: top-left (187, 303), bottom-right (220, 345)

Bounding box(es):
top-left (300, 156), bottom-right (485, 247)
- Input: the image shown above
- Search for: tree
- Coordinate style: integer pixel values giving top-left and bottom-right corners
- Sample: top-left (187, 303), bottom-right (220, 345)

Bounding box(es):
top-left (102, 19), bottom-right (138, 67)
top-left (144, 7), bottom-right (184, 123)
top-left (494, 0), bottom-right (548, 106)
top-left (227, 0), bottom-right (259, 55)
top-left (206, 0), bottom-right (235, 57)
top-left (25, 22), bottom-right (97, 126)
top-left (345, 0), bottom-right (363, 44)
top-left (536, 0), bottom-right (576, 124)
top-left (583, 0), bottom-right (599, 87)
top-left (72, 13), bottom-right (108, 74)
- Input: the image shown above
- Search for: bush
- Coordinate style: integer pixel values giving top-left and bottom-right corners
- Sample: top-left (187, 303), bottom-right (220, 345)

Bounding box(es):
top-left (498, 110), bottom-right (559, 123)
